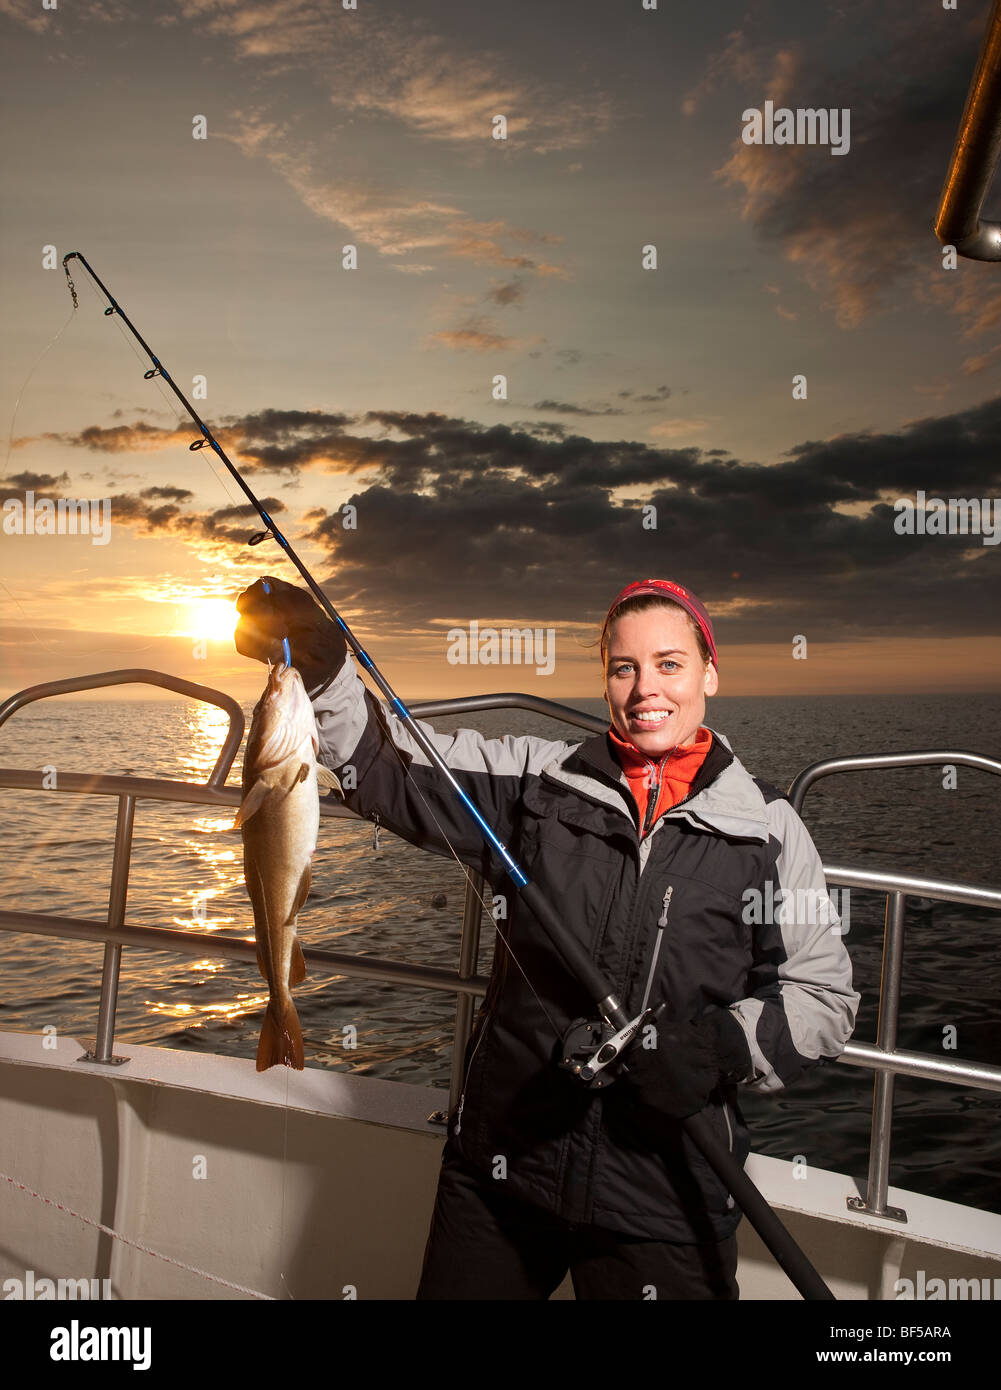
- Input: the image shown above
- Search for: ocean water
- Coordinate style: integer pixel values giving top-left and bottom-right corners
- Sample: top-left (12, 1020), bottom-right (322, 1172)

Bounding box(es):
top-left (0, 688), bottom-right (999, 1217)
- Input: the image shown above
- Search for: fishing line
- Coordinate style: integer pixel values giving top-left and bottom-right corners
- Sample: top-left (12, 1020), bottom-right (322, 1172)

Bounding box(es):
top-left (361, 731), bottom-right (563, 1042)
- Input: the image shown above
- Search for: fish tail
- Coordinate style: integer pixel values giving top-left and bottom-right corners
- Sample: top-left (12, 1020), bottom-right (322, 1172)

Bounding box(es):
top-left (256, 999), bottom-right (305, 1072)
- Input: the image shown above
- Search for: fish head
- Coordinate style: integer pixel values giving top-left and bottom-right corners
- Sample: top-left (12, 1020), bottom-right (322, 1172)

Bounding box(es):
top-left (247, 662), bottom-right (319, 774)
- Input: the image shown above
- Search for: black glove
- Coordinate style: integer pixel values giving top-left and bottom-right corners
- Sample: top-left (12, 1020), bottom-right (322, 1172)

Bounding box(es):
top-left (619, 1002), bottom-right (751, 1122)
top-left (235, 575), bottom-right (348, 697)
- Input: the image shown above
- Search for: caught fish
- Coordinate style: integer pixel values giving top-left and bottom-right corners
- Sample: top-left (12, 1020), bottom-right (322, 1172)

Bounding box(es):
top-left (236, 662), bottom-right (341, 1071)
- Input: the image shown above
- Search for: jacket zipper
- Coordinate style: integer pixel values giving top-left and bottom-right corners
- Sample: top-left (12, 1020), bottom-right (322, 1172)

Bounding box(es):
top-left (640, 754), bottom-right (669, 838)
top-left (453, 1019), bottom-right (489, 1137)
top-left (658, 885), bottom-right (673, 926)
top-left (639, 885), bottom-right (673, 1012)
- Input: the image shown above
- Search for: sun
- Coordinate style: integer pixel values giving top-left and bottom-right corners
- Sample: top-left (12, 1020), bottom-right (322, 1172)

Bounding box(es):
top-left (185, 598), bottom-right (239, 643)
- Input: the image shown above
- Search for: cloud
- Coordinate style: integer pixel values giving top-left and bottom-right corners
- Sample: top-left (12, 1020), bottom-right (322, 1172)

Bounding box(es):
top-left (34, 394), bottom-right (1001, 646)
top-left (222, 130), bottom-right (570, 292)
top-left (0, 0), bottom-right (60, 34)
top-left (104, 493), bottom-right (287, 547)
top-left (696, 3), bottom-right (1001, 342)
top-left (531, 400), bottom-right (626, 417)
top-left (141, 485), bottom-right (194, 503)
top-left (648, 419), bottom-right (709, 440)
top-left (486, 279), bottom-right (527, 307)
top-left (29, 409), bottom-right (361, 475)
top-left (426, 319), bottom-right (525, 353)
top-left (620, 386), bottom-right (672, 404)
top-left (179, 2), bottom-right (612, 153)
top-left (961, 345), bottom-right (1001, 376)
top-left (23, 421), bottom-right (194, 455)
top-left (0, 471), bottom-right (70, 494)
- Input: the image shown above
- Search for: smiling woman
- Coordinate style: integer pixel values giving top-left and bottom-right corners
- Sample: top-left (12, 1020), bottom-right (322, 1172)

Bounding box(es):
top-left (233, 572), bottom-right (860, 1301)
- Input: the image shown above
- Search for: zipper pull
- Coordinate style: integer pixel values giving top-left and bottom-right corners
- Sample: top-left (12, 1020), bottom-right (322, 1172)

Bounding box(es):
top-left (372, 812), bottom-right (381, 852)
top-left (658, 885), bottom-right (674, 927)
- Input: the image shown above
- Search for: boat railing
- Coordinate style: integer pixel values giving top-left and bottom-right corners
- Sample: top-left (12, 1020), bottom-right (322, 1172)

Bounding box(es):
top-left (1, 671), bottom-right (1000, 1228)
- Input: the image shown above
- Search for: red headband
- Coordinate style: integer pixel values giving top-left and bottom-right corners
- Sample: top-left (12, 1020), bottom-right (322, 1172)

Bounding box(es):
top-left (601, 579), bottom-right (718, 668)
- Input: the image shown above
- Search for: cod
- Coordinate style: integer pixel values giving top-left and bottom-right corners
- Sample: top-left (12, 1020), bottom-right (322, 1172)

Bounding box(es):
top-left (236, 663), bottom-right (340, 1071)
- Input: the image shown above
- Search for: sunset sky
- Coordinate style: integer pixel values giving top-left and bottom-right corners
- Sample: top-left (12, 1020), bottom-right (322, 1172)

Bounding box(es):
top-left (1, 0), bottom-right (1000, 704)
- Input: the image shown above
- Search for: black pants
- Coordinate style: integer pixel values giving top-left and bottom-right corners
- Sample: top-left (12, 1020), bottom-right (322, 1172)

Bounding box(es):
top-left (416, 1150), bottom-right (739, 1300)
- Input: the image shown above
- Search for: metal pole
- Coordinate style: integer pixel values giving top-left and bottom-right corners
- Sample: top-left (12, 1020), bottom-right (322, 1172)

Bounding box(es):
top-left (849, 891), bottom-right (907, 1221)
top-left (82, 795), bottom-right (135, 1066)
top-left (933, 0), bottom-right (1001, 260)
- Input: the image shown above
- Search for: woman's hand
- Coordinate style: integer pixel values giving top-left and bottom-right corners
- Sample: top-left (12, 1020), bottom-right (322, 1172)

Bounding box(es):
top-left (619, 1003), bottom-right (751, 1121)
top-left (235, 575), bottom-right (348, 696)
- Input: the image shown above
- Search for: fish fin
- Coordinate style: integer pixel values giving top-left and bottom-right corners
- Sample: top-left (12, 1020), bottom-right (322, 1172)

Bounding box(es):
top-left (234, 778), bottom-right (271, 827)
top-left (289, 936), bottom-right (307, 987)
top-left (316, 765), bottom-right (343, 794)
top-left (296, 762), bottom-right (310, 784)
top-left (289, 860), bottom-right (312, 923)
top-left (256, 1000), bottom-right (305, 1072)
top-left (245, 856), bottom-right (273, 982)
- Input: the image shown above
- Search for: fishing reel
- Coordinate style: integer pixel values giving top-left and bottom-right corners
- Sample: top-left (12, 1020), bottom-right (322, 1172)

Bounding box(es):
top-left (557, 1008), bottom-right (654, 1089)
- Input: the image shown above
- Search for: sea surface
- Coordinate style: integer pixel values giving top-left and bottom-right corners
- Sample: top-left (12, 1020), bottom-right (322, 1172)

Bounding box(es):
top-left (1, 689), bottom-right (999, 1218)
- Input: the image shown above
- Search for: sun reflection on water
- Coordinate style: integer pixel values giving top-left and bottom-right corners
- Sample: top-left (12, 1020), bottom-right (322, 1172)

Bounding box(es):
top-left (180, 703), bottom-right (236, 782)
top-left (145, 991), bottom-right (268, 1024)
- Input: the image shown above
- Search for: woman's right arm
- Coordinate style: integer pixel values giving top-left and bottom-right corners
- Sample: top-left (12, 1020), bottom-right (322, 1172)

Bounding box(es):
top-left (312, 654), bottom-right (575, 874)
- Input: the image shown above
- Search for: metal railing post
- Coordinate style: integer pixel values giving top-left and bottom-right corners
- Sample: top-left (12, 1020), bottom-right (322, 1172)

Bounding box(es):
top-left (82, 794), bottom-right (135, 1066)
top-left (849, 890), bottom-right (908, 1221)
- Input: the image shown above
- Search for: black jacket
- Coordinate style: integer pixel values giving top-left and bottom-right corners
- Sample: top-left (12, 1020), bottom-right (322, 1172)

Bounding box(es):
top-left (313, 657), bottom-right (859, 1240)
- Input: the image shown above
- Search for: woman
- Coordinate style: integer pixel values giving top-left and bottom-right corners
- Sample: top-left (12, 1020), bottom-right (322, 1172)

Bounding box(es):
top-left (235, 575), bottom-right (859, 1300)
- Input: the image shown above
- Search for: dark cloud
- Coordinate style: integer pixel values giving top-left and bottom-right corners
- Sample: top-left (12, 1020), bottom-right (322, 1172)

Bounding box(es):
top-left (621, 386), bottom-right (671, 403)
top-left (141, 485), bottom-right (194, 503)
top-left (103, 493), bottom-right (287, 546)
top-left (0, 471), bottom-right (70, 493)
top-left (298, 400), bottom-right (1000, 642)
top-left (508, 420), bottom-right (570, 439)
top-left (486, 279), bottom-right (527, 307)
top-left (531, 399), bottom-right (626, 417)
top-left (34, 397), bottom-right (1001, 643)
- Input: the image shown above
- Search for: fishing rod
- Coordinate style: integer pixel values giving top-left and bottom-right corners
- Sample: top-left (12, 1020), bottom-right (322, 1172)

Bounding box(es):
top-left (61, 251), bottom-right (835, 1300)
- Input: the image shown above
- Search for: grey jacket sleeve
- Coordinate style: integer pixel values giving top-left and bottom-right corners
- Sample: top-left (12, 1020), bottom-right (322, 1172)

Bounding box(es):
top-left (728, 798), bottom-right (860, 1094)
top-left (310, 653), bottom-right (575, 871)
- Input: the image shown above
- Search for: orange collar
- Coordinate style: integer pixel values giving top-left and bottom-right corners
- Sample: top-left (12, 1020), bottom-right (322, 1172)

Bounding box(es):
top-left (608, 724), bottom-right (713, 834)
